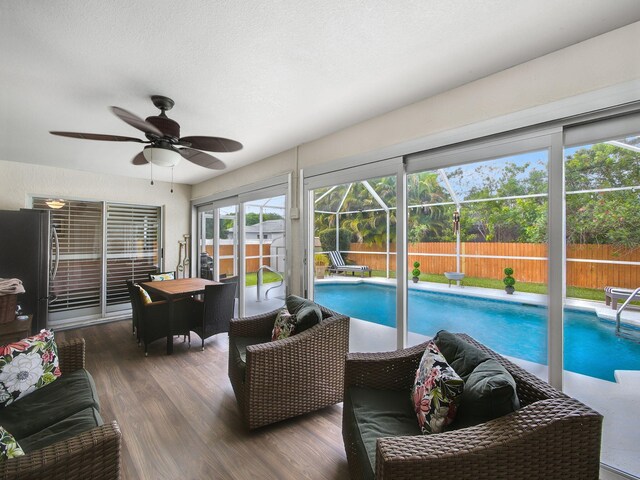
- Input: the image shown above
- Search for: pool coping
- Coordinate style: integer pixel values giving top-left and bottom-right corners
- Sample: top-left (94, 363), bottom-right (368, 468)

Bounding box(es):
top-left (314, 275), bottom-right (640, 329)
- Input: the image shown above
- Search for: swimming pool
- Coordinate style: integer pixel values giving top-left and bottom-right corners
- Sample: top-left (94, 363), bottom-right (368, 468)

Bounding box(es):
top-left (315, 283), bottom-right (640, 382)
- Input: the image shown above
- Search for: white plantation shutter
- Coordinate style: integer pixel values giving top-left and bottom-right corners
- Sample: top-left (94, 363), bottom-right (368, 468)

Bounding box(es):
top-left (32, 199), bottom-right (162, 324)
top-left (106, 204), bottom-right (161, 307)
top-left (33, 198), bottom-right (103, 314)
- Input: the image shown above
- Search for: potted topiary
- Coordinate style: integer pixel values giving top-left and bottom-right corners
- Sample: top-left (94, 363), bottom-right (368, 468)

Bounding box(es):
top-left (503, 267), bottom-right (516, 294)
top-left (412, 261), bottom-right (421, 283)
top-left (314, 253), bottom-right (330, 279)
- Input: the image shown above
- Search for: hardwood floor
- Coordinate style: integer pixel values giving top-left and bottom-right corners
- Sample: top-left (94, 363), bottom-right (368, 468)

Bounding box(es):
top-left (57, 320), bottom-right (350, 480)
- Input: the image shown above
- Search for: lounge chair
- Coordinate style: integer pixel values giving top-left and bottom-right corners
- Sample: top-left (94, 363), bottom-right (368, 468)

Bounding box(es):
top-left (327, 251), bottom-right (371, 277)
top-left (604, 286), bottom-right (640, 309)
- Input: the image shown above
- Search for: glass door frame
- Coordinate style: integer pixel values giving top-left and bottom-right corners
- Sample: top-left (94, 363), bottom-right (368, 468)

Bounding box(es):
top-left (196, 202), bottom-right (240, 282)
top-left (302, 157), bottom-right (405, 346)
top-left (407, 128), bottom-right (564, 387)
top-left (192, 174), bottom-right (291, 318)
top-left (304, 128), bottom-right (565, 387)
top-left (238, 185), bottom-right (289, 317)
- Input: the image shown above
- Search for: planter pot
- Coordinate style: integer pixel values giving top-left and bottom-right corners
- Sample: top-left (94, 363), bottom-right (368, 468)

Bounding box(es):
top-left (315, 266), bottom-right (327, 279)
top-left (505, 286), bottom-right (515, 295)
top-left (444, 272), bottom-right (465, 287)
top-left (412, 277), bottom-right (419, 283)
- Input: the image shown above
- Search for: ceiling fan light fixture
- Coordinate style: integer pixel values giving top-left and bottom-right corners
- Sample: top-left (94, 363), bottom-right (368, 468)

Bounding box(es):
top-left (45, 199), bottom-right (66, 209)
top-left (143, 145), bottom-right (181, 168)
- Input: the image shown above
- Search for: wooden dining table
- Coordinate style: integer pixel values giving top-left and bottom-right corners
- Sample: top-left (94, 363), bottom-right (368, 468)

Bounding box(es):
top-left (140, 277), bottom-right (220, 355)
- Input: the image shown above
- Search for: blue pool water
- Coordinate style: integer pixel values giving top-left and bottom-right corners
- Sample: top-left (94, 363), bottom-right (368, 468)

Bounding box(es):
top-left (315, 283), bottom-right (640, 382)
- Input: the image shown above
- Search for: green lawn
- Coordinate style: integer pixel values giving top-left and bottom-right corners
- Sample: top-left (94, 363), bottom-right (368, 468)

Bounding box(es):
top-left (368, 270), bottom-right (607, 303)
top-left (245, 271), bottom-right (283, 286)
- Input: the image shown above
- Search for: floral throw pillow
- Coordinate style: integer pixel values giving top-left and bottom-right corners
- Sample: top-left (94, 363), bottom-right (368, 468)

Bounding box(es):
top-left (412, 340), bottom-right (464, 434)
top-left (271, 308), bottom-right (296, 341)
top-left (150, 272), bottom-right (175, 281)
top-left (0, 426), bottom-right (25, 460)
top-left (0, 329), bottom-right (61, 408)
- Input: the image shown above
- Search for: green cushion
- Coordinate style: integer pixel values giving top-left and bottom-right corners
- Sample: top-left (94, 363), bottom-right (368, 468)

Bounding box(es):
top-left (344, 387), bottom-right (420, 480)
top-left (285, 295), bottom-right (322, 333)
top-left (0, 369), bottom-right (100, 439)
top-left (434, 331), bottom-right (520, 429)
top-left (229, 336), bottom-right (270, 381)
top-left (453, 358), bottom-right (520, 429)
top-left (434, 330), bottom-right (491, 381)
top-left (17, 407), bottom-right (103, 453)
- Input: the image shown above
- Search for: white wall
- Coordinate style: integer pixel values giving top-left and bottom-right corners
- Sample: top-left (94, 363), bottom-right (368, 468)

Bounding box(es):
top-left (191, 21), bottom-right (640, 296)
top-left (0, 160), bottom-right (191, 272)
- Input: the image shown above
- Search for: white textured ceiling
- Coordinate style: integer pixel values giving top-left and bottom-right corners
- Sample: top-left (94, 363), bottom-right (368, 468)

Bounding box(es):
top-left (2, 1), bottom-right (640, 185)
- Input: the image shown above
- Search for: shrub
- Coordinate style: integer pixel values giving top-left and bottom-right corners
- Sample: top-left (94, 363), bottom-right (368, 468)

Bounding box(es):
top-left (314, 253), bottom-right (329, 266)
top-left (503, 267), bottom-right (516, 287)
top-left (412, 261), bottom-right (421, 278)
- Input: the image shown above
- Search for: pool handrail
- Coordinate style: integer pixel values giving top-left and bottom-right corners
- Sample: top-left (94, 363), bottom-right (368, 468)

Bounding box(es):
top-left (615, 286), bottom-right (640, 334)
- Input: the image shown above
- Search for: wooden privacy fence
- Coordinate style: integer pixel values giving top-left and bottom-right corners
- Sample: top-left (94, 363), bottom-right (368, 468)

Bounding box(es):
top-left (347, 242), bottom-right (640, 290)
top-left (204, 244), bottom-right (271, 275)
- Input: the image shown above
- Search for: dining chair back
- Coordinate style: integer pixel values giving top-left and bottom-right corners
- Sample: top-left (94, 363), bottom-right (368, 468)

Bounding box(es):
top-left (126, 280), bottom-right (142, 339)
top-left (192, 282), bottom-right (236, 350)
top-left (220, 275), bottom-right (239, 298)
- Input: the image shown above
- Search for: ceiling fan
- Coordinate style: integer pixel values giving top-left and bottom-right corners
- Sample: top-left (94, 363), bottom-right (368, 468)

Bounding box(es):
top-left (50, 95), bottom-right (242, 171)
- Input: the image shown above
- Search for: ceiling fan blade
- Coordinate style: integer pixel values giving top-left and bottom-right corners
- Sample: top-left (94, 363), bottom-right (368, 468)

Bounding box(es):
top-left (50, 131), bottom-right (145, 142)
top-left (111, 106), bottom-right (163, 137)
top-left (178, 148), bottom-right (226, 170)
top-left (131, 151), bottom-right (148, 165)
top-left (179, 136), bottom-right (243, 152)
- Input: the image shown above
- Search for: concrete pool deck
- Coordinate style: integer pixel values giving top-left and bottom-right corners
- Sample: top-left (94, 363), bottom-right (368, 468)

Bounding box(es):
top-left (315, 277), bottom-right (640, 476)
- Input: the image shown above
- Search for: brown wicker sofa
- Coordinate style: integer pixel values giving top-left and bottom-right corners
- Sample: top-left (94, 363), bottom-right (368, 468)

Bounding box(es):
top-left (0, 338), bottom-right (121, 480)
top-left (343, 333), bottom-right (603, 480)
top-left (228, 303), bottom-right (349, 429)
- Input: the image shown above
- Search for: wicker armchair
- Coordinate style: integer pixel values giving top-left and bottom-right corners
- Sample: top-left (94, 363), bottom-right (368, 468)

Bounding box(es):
top-left (228, 304), bottom-right (349, 429)
top-left (343, 334), bottom-right (603, 480)
top-left (0, 338), bottom-right (121, 480)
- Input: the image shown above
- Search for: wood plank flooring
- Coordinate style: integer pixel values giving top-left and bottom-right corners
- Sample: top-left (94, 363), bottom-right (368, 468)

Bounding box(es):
top-left (56, 320), bottom-right (350, 480)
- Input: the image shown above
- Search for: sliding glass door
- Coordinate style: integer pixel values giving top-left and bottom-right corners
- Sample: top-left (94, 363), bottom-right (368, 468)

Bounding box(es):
top-left (563, 116), bottom-right (640, 477)
top-left (303, 111), bottom-right (640, 477)
top-left (197, 203), bottom-right (239, 282)
top-left (405, 138), bottom-right (551, 382)
top-left (195, 183), bottom-right (289, 318)
top-left (241, 194), bottom-right (286, 316)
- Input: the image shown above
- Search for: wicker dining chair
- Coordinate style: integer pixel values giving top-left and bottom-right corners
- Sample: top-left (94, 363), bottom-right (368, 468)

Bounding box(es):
top-left (342, 333), bottom-right (603, 480)
top-left (188, 282), bottom-right (236, 350)
top-left (228, 303), bottom-right (350, 429)
top-left (126, 280), bottom-right (191, 356)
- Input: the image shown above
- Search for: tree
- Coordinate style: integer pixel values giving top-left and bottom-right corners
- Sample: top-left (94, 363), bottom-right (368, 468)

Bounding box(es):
top-left (244, 212), bottom-right (283, 226)
top-left (565, 143), bottom-right (640, 251)
top-left (311, 142), bottom-right (640, 251)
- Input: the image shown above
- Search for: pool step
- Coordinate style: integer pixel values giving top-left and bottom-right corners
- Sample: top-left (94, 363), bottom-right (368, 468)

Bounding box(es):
top-left (614, 369), bottom-right (640, 387)
top-left (595, 307), bottom-right (640, 329)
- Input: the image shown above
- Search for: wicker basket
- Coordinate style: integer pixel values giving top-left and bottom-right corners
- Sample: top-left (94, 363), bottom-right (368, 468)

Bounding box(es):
top-left (0, 294), bottom-right (17, 324)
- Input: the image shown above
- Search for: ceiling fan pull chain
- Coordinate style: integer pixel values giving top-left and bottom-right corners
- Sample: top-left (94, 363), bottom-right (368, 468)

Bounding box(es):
top-left (171, 167), bottom-right (174, 193)
top-left (150, 163), bottom-right (154, 186)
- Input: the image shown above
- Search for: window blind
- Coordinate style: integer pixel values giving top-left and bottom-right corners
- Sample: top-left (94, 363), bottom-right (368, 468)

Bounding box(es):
top-left (33, 198), bottom-right (103, 313)
top-left (106, 203), bottom-right (160, 306)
